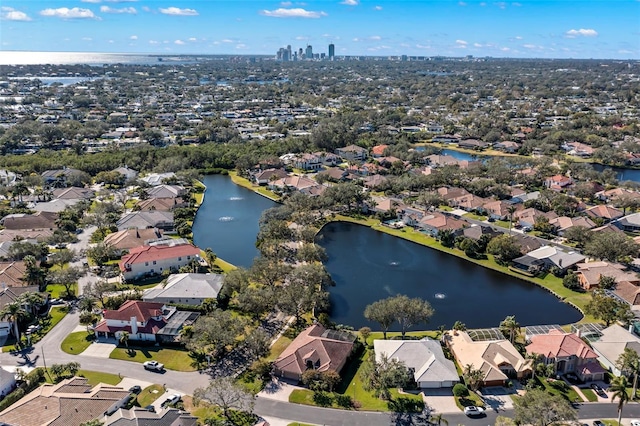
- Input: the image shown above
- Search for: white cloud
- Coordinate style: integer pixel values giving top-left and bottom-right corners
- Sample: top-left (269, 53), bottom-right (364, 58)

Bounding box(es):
top-left (159, 7), bottom-right (198, 16)
top-left (295, 36), bottom-right (309, 40)
top-left (260, 8), bottom-right (327, 18)
top-left (81, 0), bottom-right (102, 3)
top-left (369, 35), bottom-right (381, 40)
top-left (473, 43), bottom-right (483, 47)
top-left (500, 47), bottom-right (510, 51)
top-left (515, 35), bottom-right (522, 40)
top-left (236, 43), bottom-right (248, 49)
top-left (221, 38), bottom-right (234, 43)
top-left (341, 0), bottom-right (359, 5)
top-left (523, 44), bottom-right (540, 49)
top-left (565, 28), bottom-right (598, 38)
top-left (512, 2), bottom-right (522, 6)
top-left (455, 39), bottom-right (468, 46)
top-left (416, 44), bottom-right (431, 49)
top-left (374, 5), bottom-right (382, 10)
top-left (1, 7), bottom-right (32, 21)
top-left (188, 37), bottom-right (197, 42)
top-left (174, 39), bottom-right (185, 45)
top-left (40, 7), bottom-right (97, 19)
top-left (142, 6), bottom-right (150, 12)
top-left (149, 40), bottom-right (159, 44)
top-left (495, 2), bottom-right (507, 9)
top-left (100, 6), bottom-right (136, 14)
top-left (82, 37), bottom-right (92, 41)
top-left (458, 1), bottom-right (467, 5)
top-left (130, 35), bottom-right (138, 40)
top-left (280, 1), bottom-right (292, 5)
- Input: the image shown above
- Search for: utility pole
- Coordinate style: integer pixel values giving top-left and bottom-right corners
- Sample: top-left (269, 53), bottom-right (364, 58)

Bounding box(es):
top-left (42, 347), bottom-right (52, 382)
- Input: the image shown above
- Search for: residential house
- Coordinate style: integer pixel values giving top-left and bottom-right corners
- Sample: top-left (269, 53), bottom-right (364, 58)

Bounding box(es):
top-left (273, 324), bottom-right (355, 381)
top-left (32, 199), bottom-right (81, 213)
top-left (575, 261), bottom-right (640, 290)
top-left (544, 175), bottom-right (574, 191)
top-left (0, 229), bottom-right (53, 243)
top-left (253, 168), bottom-right (288, 185)
top-left (318, 152), bottom-right (341, 167)
top-left (444, 330), bottom-right (531, 386)
top-left (0, 211), bottom-right (58, 231)
top-left (362, 174), bottom-right (388, 189)
top-left (449, 194), bottom-right (488, 213)
top-left (143, 273), bottom-right (223, 305)
top-left (0, 367), bottom-right (16, 399)
top-left (563, 141), bottom-right (595, 158)
top-left (437, 186), bottom-right (470, 202)
top-left (462, 225), bottom-right (502, 241)
top-left (103, 228), bottom-right (163, 253)
top-left (119, 243), bottom-right (201, 281)
top-left (0, 377), bottom-right (131, 426)
top-left (52, 187), bottom-right (94, 200)
top-left (0, 170), bottom-right (17, 186)
top-left (432, 134), bottom-right (460, 144)
top-left (135, 197), bottom-right (186, 212)
top-left (493, 141), bottom-right (520, 153)
top-left (270, 175), bottom-right (319, 193)
top-left (105, 408), bottom-right (197, 426)
top-left (374, 338), bottom-right (459, 389)
top-left (0, 261), bottom-right (27, 288)
top-left (112, 166), bottom-right (138, 181)
top-left (596, 188), bottom-right (640, 204)
top-left (512, 246), bottom-right (585, 274)
top-left (293, 153), bottom-right (323, 171)
top-left (526, 329), bottom-right (605, 382)
top-left (514, 208), bottom-right (557, 229)
top-left (369, 197), bottom-right (400, 215)
top-left (615, 212), bottom-right (640, 232)
top-left (418, 213), bottom-right (467, 237)
top-left (549, 216), bottom-right (596, 236)
top-left (139, 172), bottom-right (175, 186)
top-left (591, 223), bottom-right (626, 236)
top-left (426, 155), bottom-right (461, 168)
top-left (335, 145), bottom-right (367, 162)
top-left (483, 200), bottom-right (512, 220)
top-left (371, 144), bottom-right (389, 157)
top-left (146, 185), bottom-right (185, 199)
top-left (590, 324), bottom-right (640, 376)
top-left (94, 300), bottom-right (198, 343)
top-left (586, 205), bottom-right (624, 223)
top-left (511, 234), bottom-right (543, 253)
top-left (116, 211), bottom-right (174, 232)
top-left (41, 168), bottom-right (83, 185)
top-left (458, 139), bottom-right (488, 150)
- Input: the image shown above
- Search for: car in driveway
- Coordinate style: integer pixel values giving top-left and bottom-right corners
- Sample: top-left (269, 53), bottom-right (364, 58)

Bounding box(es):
top-left (128, 385), bottom-right (142, 394)
top-left (161, 394), bottom-right (181, 407)
top-left (142, 361), bottom-right (164, 372)
top-left (592, 421), bottom-right (605, 426)
top-left (144, 405), bottom-right (155, 413)
top-left (464, 406), bottom-right (485, 417)
top-left (590, 383), bottom-right (608, 398)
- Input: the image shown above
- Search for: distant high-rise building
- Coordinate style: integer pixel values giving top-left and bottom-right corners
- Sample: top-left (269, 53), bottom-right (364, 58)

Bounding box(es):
top-left (305, 45), bottom-right (313, 59)
top-left (328, 43), bottom-right (335, 60)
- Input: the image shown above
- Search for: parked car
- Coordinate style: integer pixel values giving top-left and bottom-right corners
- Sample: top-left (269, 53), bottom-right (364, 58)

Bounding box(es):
top-left (161, 394), bottom-right (181, 407)
top-left (49, 298), bottom-right (64, 305)
top-left (591, 383), bottom-right (607, 398)
top-left (464, 406), bottom-right (485, 417)
top-left (593, 421), bottom-right (605, 426)
top-left (142, 361), bottom-right (164, 372)
top-left (144, 405), bottom-right (155, 413)
top-left (128, 385), bottom-right (142, 394)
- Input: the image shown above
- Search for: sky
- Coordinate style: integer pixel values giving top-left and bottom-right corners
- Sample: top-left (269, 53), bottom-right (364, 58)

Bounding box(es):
top-left (1, 0), bottom-right (639, 59)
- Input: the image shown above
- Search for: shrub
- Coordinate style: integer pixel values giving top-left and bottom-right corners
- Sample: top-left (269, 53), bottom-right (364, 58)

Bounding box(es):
top-left (453, 383), bottom-right (469, 397)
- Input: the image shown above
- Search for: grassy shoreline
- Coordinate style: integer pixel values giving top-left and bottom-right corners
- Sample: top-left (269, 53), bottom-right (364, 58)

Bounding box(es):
top-left (228, 171), bottom-right (281, 202)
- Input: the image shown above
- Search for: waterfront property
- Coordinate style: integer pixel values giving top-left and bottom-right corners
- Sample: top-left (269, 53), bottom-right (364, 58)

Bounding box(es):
top-left (142, 273), bottom-right (223, 305)
top-left (118, 243), bottom-right (201, 281)
top-left (374, 338), bottom-right (459, 389)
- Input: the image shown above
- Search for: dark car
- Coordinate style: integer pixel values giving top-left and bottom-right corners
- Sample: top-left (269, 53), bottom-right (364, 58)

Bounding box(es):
top-left (129, 385), bottom-right (142, 394)
top-left (593, 421), bottom-right (605, 426)
top-left (144, 405), bottom-right (155, 413)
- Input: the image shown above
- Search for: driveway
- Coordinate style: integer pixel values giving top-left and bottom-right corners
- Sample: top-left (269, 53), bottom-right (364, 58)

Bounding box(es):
top-left (257, 378), bottom-right (302, 402)
top-left (479, 386), bottom-right (515, 412)
top-left (68, 225), bottom-right (97, 295)
top-left (79, 340), bottom-right (116, 358)
top-left (421, 388), bottom-right (460, 414)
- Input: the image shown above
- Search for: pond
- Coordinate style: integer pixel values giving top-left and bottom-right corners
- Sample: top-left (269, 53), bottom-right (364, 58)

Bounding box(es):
top-left (191, 174), bottom-right (277, 268)
top-left (317, 221), bottom-right (582, 330)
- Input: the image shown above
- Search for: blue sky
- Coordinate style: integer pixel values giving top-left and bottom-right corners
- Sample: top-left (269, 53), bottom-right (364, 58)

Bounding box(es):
top-left (1, 1), bottom-right (638, 59)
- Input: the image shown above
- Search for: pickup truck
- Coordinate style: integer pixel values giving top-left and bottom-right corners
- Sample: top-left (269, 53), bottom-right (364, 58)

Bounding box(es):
top-left (142, 361), bottom-right (164, 372)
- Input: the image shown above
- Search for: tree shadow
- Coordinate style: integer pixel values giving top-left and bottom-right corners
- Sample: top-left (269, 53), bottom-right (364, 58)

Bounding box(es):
top-left (387, 396), bottom-right (425, 413)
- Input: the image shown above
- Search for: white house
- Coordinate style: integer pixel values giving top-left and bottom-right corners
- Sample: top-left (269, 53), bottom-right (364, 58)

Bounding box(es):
top-left (143, 273), bottom-right (223, 305)
top-left (374, 338), bottom-right (459, 389)
top-left (119, 244), bottom-right (201, 282)
top-left (590, 325), bottom-right (640, 376)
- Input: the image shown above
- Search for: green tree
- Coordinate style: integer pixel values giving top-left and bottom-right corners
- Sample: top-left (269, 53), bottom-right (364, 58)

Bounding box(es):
top-left (360, 352), bottom-right (410, 400)
top-left (599, 275), bottom-right (617, 290)
top-left (193, 377), bottom-right (255, 422)
top-left (185, 309), bottom-right (246, 359)
top-left (452, 321), bottom-right (467, 331)
top-left (119, 331), bottom-right (129, 348)
top-left (499, 315), bottom-right (521, 344)
top-left (562, 272), bottom-right (580, 290)
top-left (584, 232), bottom-right (640, 263)
top-left (463, 364), bottom-right (484, 391)
top-left (0, 302), bottom-right (27, 342)
top-left (586, 290), bottom-right (632, 326)
top-left (513, 388), bottom-right (577, 426)
top-left (610, 375), bottom-right (631, 426)
top-left (487, 235), bottom-right (522, 264)
top-left (364, 298), bottom-right (397, 340)
top-left (389, 295), bottom-right (434, 338)
top-left (616, 347), bottom-right (640, 399)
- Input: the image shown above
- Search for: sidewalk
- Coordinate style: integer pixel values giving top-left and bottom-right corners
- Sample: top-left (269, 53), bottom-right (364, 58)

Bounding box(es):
top-left (257, 378), bottom-right (302, 402)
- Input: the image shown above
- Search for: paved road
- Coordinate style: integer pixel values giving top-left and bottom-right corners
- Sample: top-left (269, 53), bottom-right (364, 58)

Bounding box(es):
top-left (0, 309), bottom-right (210, 395)
top-left (67, 225), bottom-right (97, 295)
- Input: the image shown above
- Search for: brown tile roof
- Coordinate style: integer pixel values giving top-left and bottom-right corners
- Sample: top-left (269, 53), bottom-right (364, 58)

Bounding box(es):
top-left (135, 198), bottom-right (185, 211)
top-left (526, 329), bottom-right (599, 360)
top-left (1, 211), bottom-right (58, 230)
top-left (0, 229), bottom-right (54, 243)
top-left (104, 228), bottom-right (163, 251)
top-left (273, 324), bottom-right (354, 378)
top-left (585, 205), bottom-right (624, 220)
top-left (0, 261), bottom-right (27, 287)
top-left (613, 281), bottom-right (640, 305)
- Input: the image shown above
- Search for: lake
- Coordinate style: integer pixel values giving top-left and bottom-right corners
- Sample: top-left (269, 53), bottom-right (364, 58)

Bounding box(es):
top-left (317, 221), bottom-right (582, 330)
top-left (192, 175), bottom-right (583, 329)
top-left (191, 174), bottom-right (277, 268)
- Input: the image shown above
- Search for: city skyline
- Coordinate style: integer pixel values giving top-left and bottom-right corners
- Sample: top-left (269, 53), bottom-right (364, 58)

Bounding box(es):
top-left (1, 1), bottom-right (638, 60)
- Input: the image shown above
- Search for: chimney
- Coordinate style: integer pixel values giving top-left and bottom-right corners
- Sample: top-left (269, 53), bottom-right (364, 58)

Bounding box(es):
top-left (575, 329), bottom-right (581, 338)
top-left (131, 316), bottom-right (138, 335)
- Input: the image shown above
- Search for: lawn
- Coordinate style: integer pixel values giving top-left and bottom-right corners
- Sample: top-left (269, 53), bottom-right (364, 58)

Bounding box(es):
top-left (136, 384), bottom-right (165, 407)
top-left (533, 377), bottom-right (582, 402)
top-left (46, 283), bottom-right (76, 299)
top-left (213, 257), bottom-right (236, 273)
top-left (266, 335), bottom-right (293, 362)
top-left (289, 345), bottom-right (424, 412)
top-left (61, 331), bottom-right (95, 355)
top-left (332, 215), bottom-right (594, 322)
top-left (78, 369), bottom-right (122, 386)
top-left (581, 387), bottom-right (598, 402)
top-left (454, 391), bottom-right (485, 410)
top-left (109, 346), bottom-right (197, 372)
top-left (228, 171), bottom-right (280, 201)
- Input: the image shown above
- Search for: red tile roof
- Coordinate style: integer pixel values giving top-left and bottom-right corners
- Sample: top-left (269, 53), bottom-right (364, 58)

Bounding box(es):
top-left (103, 300), bottom-right (164, 322)
top-left (526, 329), bottom-right (598, 360)
top-left (119, 244), bottom-right (200, 271)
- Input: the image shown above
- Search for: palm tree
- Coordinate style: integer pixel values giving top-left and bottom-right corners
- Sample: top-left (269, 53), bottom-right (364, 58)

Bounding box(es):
top-left (22, 255), bottom-right (46, 290)
top-left (616, 347), bottom-right (640, 399)
top-left (610, 375), bottom-right (630, 426)
top-left (0, 302), bottom-right (28, 343)
top-left (19, 292), bottom-right (45, 316)
top-left (499, 315), bottom-right (520, 344)
top-left (204, 247), bottom-right (216, 266)
top-left (527, 352), bottom-right (543, 380)
top-left (119, 331), bottom-right (130, 348)
top-left (507, 205), bottom-right (517, 235)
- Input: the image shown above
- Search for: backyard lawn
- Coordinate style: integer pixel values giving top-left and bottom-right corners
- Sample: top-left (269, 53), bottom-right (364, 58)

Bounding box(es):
top-left (110, 346), bottom-right (197, 372)
top-left (61, 331), bottom-right (95, 355)
top-left (78, 369), bottom-right (122, 386)
top-left (46, 283), bottom-right (76, 299)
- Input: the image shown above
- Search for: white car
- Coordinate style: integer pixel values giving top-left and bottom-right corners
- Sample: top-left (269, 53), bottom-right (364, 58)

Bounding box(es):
top-left (142, 361), bottom-right (164, 372)
top-left (161, 393), bottom-right (181, 407)
top-left (464, 406), bottom-right (485, 416)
